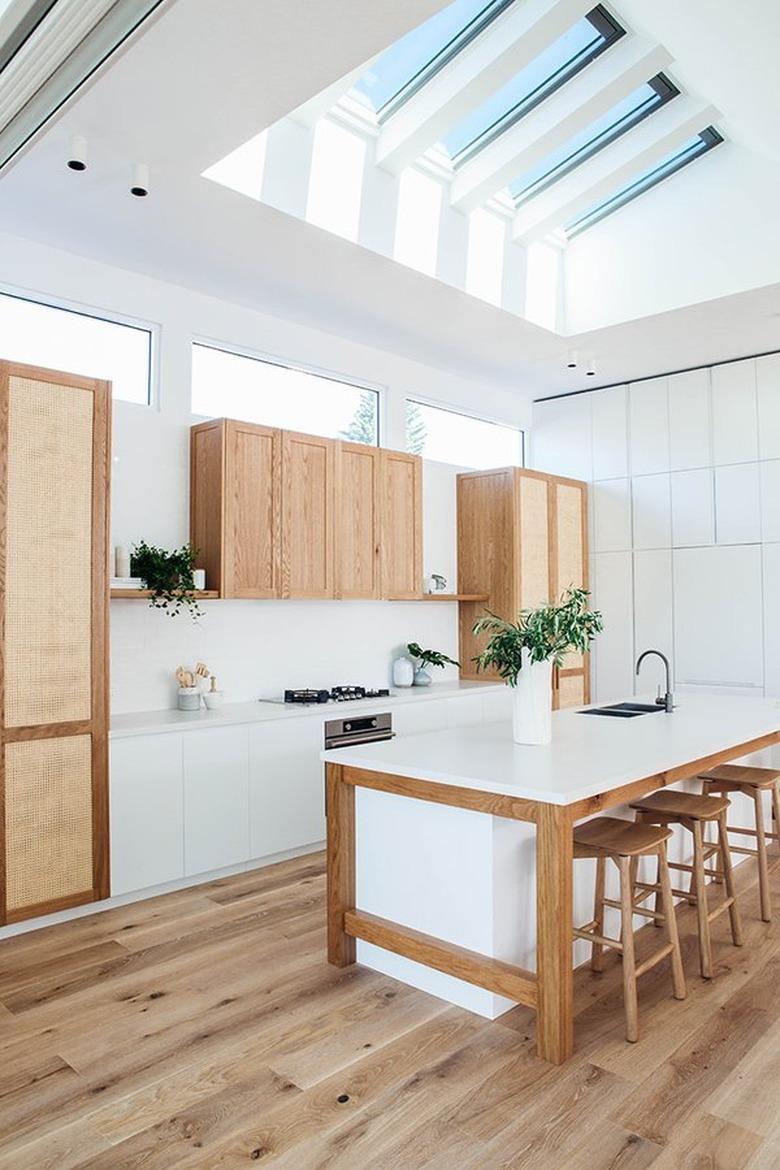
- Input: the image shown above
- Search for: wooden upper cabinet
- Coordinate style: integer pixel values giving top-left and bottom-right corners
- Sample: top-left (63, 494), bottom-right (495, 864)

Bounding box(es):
top-left (281, 430), bottom-right (335, 598)
top-left (191, 419), bottom-right (281, 599)
top-left (334, 442), bottom-right (380, 599)
top-left (379, 449), bottom-right (422, 599)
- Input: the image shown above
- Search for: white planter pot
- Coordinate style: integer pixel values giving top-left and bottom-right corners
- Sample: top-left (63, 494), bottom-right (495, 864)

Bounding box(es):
top-left (511, 652), bottom-right (552, 745)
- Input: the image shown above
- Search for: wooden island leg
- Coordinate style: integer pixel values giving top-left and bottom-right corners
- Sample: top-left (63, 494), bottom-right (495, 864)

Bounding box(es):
top-left (535, 803), bottom-right (574, 1064)
top-left (326, 763), bottom-right (356, 967)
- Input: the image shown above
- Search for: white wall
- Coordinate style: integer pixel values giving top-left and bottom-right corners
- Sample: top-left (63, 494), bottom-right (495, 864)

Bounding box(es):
top-left (530, 353), bottom-right (780, 706)
top-left (0, 230), bottom-right (530, 713)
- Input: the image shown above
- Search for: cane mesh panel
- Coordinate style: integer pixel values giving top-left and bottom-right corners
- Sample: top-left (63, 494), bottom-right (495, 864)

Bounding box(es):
top-left (518, 475), bottom-right (549, 610)
top-left (5, 377), bottom-right (93, 726)
top-left (558, 673), bottom-right (586, 709)
top-left (555, 483), bottom-right (584, 597)
top-left (5, 736), bottom-right (93, 910)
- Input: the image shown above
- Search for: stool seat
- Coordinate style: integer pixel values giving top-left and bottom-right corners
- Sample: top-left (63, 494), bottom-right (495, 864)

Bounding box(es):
top-left (701, 764), bottom-right (780, 790)
top-left (574, 816), bottom-right (672, 858)
top-left (630, 789), bottom-right (730, 822)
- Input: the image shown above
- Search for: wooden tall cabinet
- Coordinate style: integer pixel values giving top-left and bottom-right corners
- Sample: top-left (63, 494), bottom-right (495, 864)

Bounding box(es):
top-left (0, 361), bottom-right (110, 924)
top-left (191, 420), bottom-right (421, 600)
top-left (457, 467), bottom-right (589, 708)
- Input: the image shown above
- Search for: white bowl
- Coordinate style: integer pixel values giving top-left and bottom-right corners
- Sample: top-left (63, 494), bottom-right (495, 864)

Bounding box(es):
top-left (203, 692), bottom-right (224, 710)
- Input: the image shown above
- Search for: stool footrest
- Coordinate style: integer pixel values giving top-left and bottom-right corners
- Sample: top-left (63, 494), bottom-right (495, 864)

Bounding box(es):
top-left (573, 925), bottom-right (621, 952)
top-left (729, 844), bottom-right (760, 858)
top-left (668, 859), bottom-right (723, 878)
top-left (708, 896), bottom-right (736, 924)
top-left (635, 943), bottom-right (674, 979)
top-left (724, 825), bottom-right (779, 841)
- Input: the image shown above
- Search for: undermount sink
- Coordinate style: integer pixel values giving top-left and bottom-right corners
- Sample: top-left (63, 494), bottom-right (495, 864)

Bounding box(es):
top-left (581, 702), bottom-right (665, 719)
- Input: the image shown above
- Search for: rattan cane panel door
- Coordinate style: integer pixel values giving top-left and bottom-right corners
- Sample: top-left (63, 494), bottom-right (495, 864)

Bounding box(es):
top-left (4, 735), bottom-right (93, 911)
top-left (518, 473), bottom-right (550, 610)
top-left (5, 376), bottom-right (93, 727)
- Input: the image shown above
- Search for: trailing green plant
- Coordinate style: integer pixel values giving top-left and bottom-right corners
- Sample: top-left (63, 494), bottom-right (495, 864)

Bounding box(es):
top-left (131, 541), bottom-right (203, 620)
top-left (406, 642), bottom-right (460, 671)
top-left (472, 587), bottom-right (603, 685)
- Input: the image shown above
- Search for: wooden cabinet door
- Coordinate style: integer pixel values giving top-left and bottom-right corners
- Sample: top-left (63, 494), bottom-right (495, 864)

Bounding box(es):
top-left (223, 421), bottom-right (281, 598)
top-left (0, 362), bottom-right (110, 924)
top-left (379, 449), bottom-right (422, 599)
top-left (334, 441), bottom-right (380, 599)
top-left (281, 430), bottom-right (335, 598)
top-left (517, 471), bottom-right (551, 610)
top-left (550, 477), bottom-right (589, 708)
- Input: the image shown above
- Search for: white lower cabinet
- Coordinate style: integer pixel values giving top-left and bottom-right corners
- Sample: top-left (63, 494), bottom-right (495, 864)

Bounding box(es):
top-left (110, 734), bottom-right (185, 895)
top-left (249, 719), bottom-right (325, 859)
top-left (183, 727), bottom-right (250, 876)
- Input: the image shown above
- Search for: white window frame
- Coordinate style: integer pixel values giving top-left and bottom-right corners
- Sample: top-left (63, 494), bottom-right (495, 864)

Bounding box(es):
top-left (190, 336), bottom-right (385, 446)
top-left (0, 282), bottom-right (158, 407)
top-left (406, 395), bottom-right (525, 466)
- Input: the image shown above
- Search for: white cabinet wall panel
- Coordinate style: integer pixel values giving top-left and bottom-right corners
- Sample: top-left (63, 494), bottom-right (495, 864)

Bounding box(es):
top-left (593, 551), bottom-right (634, 702)
top-left (249, 718), bottom-right (324, 860)
top-left (110, 735), bottom-right (184, 895)
top-left (392, 698), bottom-right (450, 736)
top-left (445, 694), bottom-right (484, 728)
top-left (711, 360), bottom-right (758, 466)
top-left (629, 378), bottom-right (669, 475)
top-left (593, 479), bottom-right (631, 552)
top-left (530, 395), bottom-right (592, 482)
top-left (591, 386), bottom-right (628, 480)
top-left (633, 550), bottom-right (674, 695)
top-left (715, 463), bottom-right (761, 544)
top-left (763, 543), bottom-right (780, 699)
top-left (183, 727), bottom-right (250, 876)
top-left (671, 469), bottom-right (715, 547)
top-left (668, 368), bottom-right (711, 470)
top-left (673, 545), bottom-right (763, 688)
top-left (756, 354), bottom-right (780, 460)
top-left (632, 473), bottom-right (671, 550)
top-left (760, 461), bottom-right (780, 543)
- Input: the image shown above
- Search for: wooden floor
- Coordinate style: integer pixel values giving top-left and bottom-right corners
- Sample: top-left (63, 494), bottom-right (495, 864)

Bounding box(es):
top-left (0, 852), bottom-right (779, 1169)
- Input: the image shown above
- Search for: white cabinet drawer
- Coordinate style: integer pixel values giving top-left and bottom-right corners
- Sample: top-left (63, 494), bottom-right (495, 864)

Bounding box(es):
top-left (110, 734), bottom-right (184, 896)
top-left (183, 727), bottom-right (250, 876)
top-left (249, 718), bottom-right (325, 860)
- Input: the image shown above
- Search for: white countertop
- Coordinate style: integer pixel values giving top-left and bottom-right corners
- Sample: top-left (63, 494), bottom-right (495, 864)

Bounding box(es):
top-left (109, 680), bottom-right (505, 739)
top-left (320, 693), bottom-right (780, 806)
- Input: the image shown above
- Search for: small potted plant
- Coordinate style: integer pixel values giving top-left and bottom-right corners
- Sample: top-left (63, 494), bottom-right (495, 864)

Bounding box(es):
top-left (131, 541), bottom-right (203, 620)
top-left (406, 642), bottom-right (459, 687)
top-left (473, 587), bottom-right (603, 745)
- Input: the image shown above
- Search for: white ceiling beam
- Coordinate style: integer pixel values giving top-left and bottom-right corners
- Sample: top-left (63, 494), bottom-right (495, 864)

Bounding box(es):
top-left (291, 63), bottom-right (371, 128)
top-left (375, 0), bottom-right (594, 174)
top-left (451, 37), bottom-right (672, 212)
top-left (511, 96), bottom-right (720, 243)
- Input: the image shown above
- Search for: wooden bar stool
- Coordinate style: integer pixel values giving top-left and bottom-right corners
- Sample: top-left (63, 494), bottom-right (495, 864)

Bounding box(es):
top-left (573, 816), bottom-right (686, 1043)
top-left (630, 789), bottom-right (742, 979)
top-left (699, 764), bottom-right (780, 922)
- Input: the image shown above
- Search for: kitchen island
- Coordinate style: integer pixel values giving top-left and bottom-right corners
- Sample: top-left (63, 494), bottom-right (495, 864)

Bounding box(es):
top-left (321, 692), bottom-right (780, 1064)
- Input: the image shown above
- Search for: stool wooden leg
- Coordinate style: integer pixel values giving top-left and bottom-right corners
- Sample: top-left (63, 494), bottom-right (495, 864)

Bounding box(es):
top-left (591, 855), bottom-right (606, 973)
top-left (700, 779), bottom-right (722, 884)
top-left (772, 781), bottom-right (780, 858)
top-left (657, 842), bottom-right (686, 1001)
top-left (618, 856), bottom-right (638, 1043)
top-left (718, 811), bottom-right (743, 947)
top-left (754, 788), bottom-right (772, 922)
top-left (692, 820), bottom-right (714, 979)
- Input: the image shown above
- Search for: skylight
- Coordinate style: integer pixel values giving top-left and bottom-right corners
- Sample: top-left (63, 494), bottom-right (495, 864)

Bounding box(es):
top-left (441, 5), bottom-right (624, 164)
top-left (353, 0), bottom-right (513, 117)
top-left (510, 74), bottom-right (679, 205)
top-left (565, 126), bottom-right (723, 237)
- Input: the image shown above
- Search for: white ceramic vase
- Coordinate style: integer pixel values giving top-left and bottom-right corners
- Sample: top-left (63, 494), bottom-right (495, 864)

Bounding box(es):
top-left (512, 651), bottom-right (552, 745)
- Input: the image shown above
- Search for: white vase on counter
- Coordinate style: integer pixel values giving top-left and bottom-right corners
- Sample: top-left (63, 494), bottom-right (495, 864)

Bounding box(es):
top-left (512, 651), bottom-right (552, 745)
top-left (392, 655), bottom-right (415, 688)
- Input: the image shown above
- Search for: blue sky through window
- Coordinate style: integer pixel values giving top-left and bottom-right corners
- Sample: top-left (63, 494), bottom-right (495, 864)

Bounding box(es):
top-left (565, 127), bottom-right (723, 236)
top-left (441, 7), bottom-right (623, 162)
top-left (353, 0), bottom-right (510, 114)
top-left (510, 75), bottom-right (677, 204)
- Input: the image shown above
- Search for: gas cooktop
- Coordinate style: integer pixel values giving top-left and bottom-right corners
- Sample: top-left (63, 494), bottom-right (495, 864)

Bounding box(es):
top-left (260, 686), bottom-right (391, 706)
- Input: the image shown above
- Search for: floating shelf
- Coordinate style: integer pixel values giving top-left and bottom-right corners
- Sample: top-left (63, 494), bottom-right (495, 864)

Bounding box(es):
top-left (387, 593), bottom-right (489, 602)
top-left (110, 589), bottom-right (219, 599)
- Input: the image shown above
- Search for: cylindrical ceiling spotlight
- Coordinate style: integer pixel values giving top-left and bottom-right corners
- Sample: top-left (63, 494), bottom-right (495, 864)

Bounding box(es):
top-left (67, 135), bottom-right (88, 171)
top-left (566, 348), bottom-right (579, 369)
top-left (585, 355), bottom-right (597, 377)
top-left (130, 162), bottom-right (149, 197)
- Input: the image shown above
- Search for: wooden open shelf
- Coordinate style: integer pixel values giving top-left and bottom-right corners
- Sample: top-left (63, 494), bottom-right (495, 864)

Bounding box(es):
top-left (110, 589), bottom-right (219, 599)
top-left (387, 593), bottom-right (489, 602)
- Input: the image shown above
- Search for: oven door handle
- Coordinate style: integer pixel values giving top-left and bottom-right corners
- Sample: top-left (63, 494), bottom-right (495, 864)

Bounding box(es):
top-left (324, 731), bottom-right (395, 749)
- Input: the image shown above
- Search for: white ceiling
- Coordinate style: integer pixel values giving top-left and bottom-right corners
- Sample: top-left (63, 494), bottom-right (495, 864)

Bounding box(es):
top-left (0, 0), bottom-right (779, 398)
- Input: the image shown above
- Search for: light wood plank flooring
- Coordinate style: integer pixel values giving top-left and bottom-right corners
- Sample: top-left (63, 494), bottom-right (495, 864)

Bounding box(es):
top-left (0, 849), bottom-right (778, 1168)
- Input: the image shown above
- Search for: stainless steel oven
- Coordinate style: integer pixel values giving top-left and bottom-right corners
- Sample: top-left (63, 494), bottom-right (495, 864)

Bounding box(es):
top-left (324, 711), bottom-right (393, 750)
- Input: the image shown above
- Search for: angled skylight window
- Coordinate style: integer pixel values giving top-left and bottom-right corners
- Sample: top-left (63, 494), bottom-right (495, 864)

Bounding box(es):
top-left (353, 0), bottom-right (513, 116)
top-left (565, 125), bottom-right (723, 237)
top-left (510, 74), bottom-right (678, 205)
top-left (442, 4), bottom-right (624, 164)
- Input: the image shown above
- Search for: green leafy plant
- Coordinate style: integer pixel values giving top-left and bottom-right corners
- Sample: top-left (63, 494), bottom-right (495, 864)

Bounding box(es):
top-left (131, 541), bottom-right (203, 620)
top-left (472, 587), bottom-right (603, 685)
top-left (407, 642), bottom-right (460, 671)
